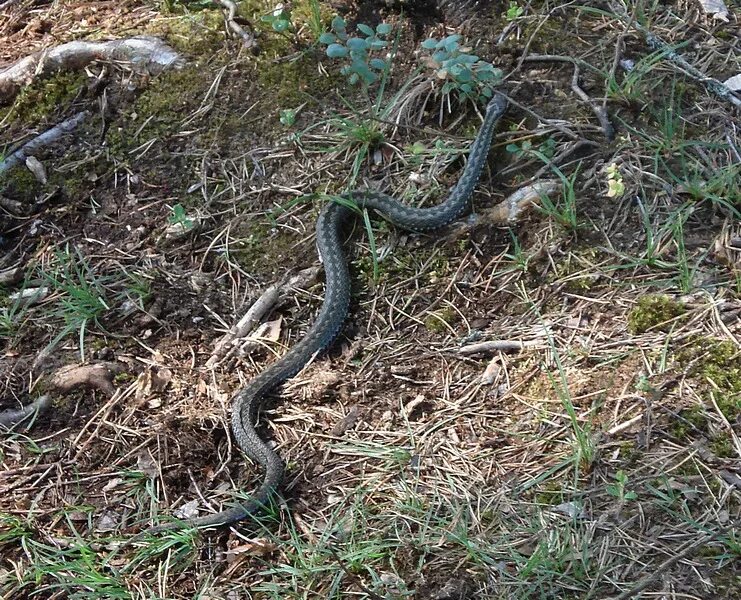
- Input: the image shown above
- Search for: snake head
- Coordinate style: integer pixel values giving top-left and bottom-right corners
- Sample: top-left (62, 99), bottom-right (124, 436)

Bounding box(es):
top-left (486, 92), bottom-right (508, 115)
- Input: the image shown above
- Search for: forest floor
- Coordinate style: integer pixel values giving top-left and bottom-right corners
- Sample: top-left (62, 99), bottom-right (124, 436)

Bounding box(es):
top-left (0, 1), bottom-right (739, 598)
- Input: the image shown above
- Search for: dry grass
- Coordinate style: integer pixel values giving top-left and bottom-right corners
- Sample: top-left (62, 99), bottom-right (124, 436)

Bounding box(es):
top-left (1, 1), bottom-right (739, 599)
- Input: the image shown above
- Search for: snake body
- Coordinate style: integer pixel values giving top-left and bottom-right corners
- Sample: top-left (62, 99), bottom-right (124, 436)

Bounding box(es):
top-left (141, 94), bottom-right (508, 536)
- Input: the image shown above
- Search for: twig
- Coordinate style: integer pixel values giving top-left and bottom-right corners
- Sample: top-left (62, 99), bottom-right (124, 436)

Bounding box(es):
top-left (610, 526), bottom-right (736, 600)
top-left (0, 111), bottom-right (89, 175)
top-left (523, 55), bottom-right (614, 140)
top-left (460, 339), bottom-right (542, 355)
top-left (570, 64), bottom-right (614, 141)
top-left (215, 0), bottom-right (257, 49)
top-left (207, 266), bottom-right (320, 367)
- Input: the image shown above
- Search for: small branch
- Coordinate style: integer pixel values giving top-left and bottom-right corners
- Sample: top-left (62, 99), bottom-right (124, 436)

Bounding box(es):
top-left (215, 0), bottom-right (257, 49)
top-left (570, 64), bottom-right (614, 141)
top-left (524, 55), bottom-right (614, 140)
top-left (610, 527), bottom-right (735, 600)
top-left (0, 111), bottom-right (89, 175)
top-left (460, 339), bottom-right (542, 355)
top-left (207, 266), bottom-right (320, 367)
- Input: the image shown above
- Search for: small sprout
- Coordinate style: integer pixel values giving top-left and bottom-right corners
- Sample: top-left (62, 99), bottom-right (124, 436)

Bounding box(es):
top-left (506, 1), bottom-right (525, 21)
top-left (169, 203), bottom-right (194, 231)
top-left (606, 470), bottom-right (638, 502)
top-left (280, 108), bottom-right (298, 127)
top-left (605, 162), bottom-right (625, 198)
top-left (261, 3), bottom-right (292, 33)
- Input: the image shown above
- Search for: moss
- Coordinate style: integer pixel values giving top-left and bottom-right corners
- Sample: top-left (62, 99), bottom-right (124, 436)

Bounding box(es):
top-left (231, 219), bottom-right (306, 276)
top-left (710, 434), bottom-right (734, 459)
top-left (0, 167), bottom-right (41, 202)
top-left (257, 53), bottom-right (335, 106)
top-left (534, 480), bottom-right (565, 505)
top-left (147, 8), bottom-right (227, 56)
top-left (424, 307), bottom-right (456, 333)
top-left (0, 72), bottom-right (87, 128)
top-left (678, 338), bottom-right (741, 422)
top-left (670, 404), bottom-right (707, 439)
top-left (627, 294), bottom-right (685, 334)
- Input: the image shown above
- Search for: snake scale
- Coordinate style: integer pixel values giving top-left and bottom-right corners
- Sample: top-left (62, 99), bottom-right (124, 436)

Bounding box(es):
top-left (139, 93), bottom-right (508, 538)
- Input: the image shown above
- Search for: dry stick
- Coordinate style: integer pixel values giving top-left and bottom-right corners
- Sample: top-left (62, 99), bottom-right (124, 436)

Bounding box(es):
top-left (571, 64), bottom-right (615, 141)
top-left (523, 55), bottom-right (614, 141)
top-left (459, 340), bottom-right (542, 354)
top-left (215, 0), bottom-right (257, 48)
top-left (608, 1), bottom-right (740, 110)
top-left (0, 111), bottom-right (89, 175)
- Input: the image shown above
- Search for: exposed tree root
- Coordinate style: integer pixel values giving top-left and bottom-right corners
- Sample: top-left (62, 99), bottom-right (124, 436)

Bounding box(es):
top-left (0, 362), bottom-right (126, 430)
top-left (0, 36), bottom-right (183, 105)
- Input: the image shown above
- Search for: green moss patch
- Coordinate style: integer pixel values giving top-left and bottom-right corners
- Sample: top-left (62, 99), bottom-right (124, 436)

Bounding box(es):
top-left (628, 294), bottom-right (686, 334)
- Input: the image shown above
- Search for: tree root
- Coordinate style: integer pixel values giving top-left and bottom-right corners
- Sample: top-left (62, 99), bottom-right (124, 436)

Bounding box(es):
top-left (0, 36), bottom-right (183, 105)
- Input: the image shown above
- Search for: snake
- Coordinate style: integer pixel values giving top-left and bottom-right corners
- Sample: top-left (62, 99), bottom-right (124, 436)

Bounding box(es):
top-left (137, 93), bottom-right (508, 538)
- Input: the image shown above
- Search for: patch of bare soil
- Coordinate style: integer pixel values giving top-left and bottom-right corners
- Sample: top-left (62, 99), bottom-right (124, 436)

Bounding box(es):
top-left (1, 1), bottom-right (739, 599)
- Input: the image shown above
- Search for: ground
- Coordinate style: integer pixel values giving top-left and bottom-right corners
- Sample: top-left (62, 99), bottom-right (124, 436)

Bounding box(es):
top-left (0, 0), bottom-right (739, 599)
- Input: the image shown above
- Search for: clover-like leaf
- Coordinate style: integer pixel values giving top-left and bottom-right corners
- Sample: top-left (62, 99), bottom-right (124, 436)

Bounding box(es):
top-left (326, 43), bottom-right (349, 58)
top-left (376, 23), bottom-right (392, 35)
top-left (319, 32), bottom-right (336, 44)
top-left (331, 16), bottom-right (346, 32)
top-left (421, 38), bottom-right (438, 49)
top-left (346, 37), bottom-right (369, 51)
top-left (357, 23), bottom-right (374, 36)
top-left (369, 58), bottom-right (387, 70)
top-left (273, 19), bottom-right (290, 32)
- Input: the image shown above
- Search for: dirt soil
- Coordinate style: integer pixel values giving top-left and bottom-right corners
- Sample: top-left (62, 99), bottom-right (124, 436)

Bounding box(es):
top-left (1, 1), bottom-right (739, 599)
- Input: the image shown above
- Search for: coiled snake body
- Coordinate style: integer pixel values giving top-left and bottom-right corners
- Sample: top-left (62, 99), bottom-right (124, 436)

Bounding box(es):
top-left (142, 94), bottom-right (508, 536)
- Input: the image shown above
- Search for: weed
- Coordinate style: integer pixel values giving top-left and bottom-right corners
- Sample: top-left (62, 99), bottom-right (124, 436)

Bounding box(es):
top-left (261, 3), bottom-right (292, 33)
top-left (419, 35), bottom-right (502, 104)
top-left (319, 17), bottom-right (392, 86)
top-left (39, 245), bottom-right (111, 359)
top-left (606, 470), bottom-right (638, 502)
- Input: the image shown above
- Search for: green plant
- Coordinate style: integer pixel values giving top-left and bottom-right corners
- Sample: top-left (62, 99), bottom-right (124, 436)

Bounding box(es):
top-left (607, 470), bottom-right (638, 502)
top-left (318, 16), bottom-right (392, 86)
top-left (39, 246), bottom-right (111, 359)
top-left (280, 107), bottom-right (300, 127)
top-left (506, 1), bottom-right (525, 20)
top-left (419, 35), bottom-right (502, 104)
top-left (168, 203), bottom-right (194, 230)
top-left (261, 3), bottom-right (292, 33)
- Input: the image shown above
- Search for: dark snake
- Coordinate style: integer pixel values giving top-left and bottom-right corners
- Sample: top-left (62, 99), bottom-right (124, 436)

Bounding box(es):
top-left (137, 93), bottom-right (508, 538)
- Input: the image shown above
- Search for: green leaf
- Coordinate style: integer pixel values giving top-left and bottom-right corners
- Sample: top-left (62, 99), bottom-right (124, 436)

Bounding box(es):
top-left (369, 58), bottom-right (386, 70)
top-left (326, 43), bottom-right (349, 58)
top-left (376, 23), bottom-right (392, 35)
top-left (348, 72), bottom-right (359, 85)
top-left (346, 37), bottom-right (368, 51)
top-left (273, 19), bottom-right (290, 32)
top-left (331, 15), bottom-right (346, 32)
top-left (319, 32), bottom-right (336, 44)
top-left (421, 38), bottom-right (438, 50)
top-left (357, 23), bottom-right (374, 36)
top-left (368, 39), bottom-right (388, 50)
top-left (443, 35), bottom-right (462, 51)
